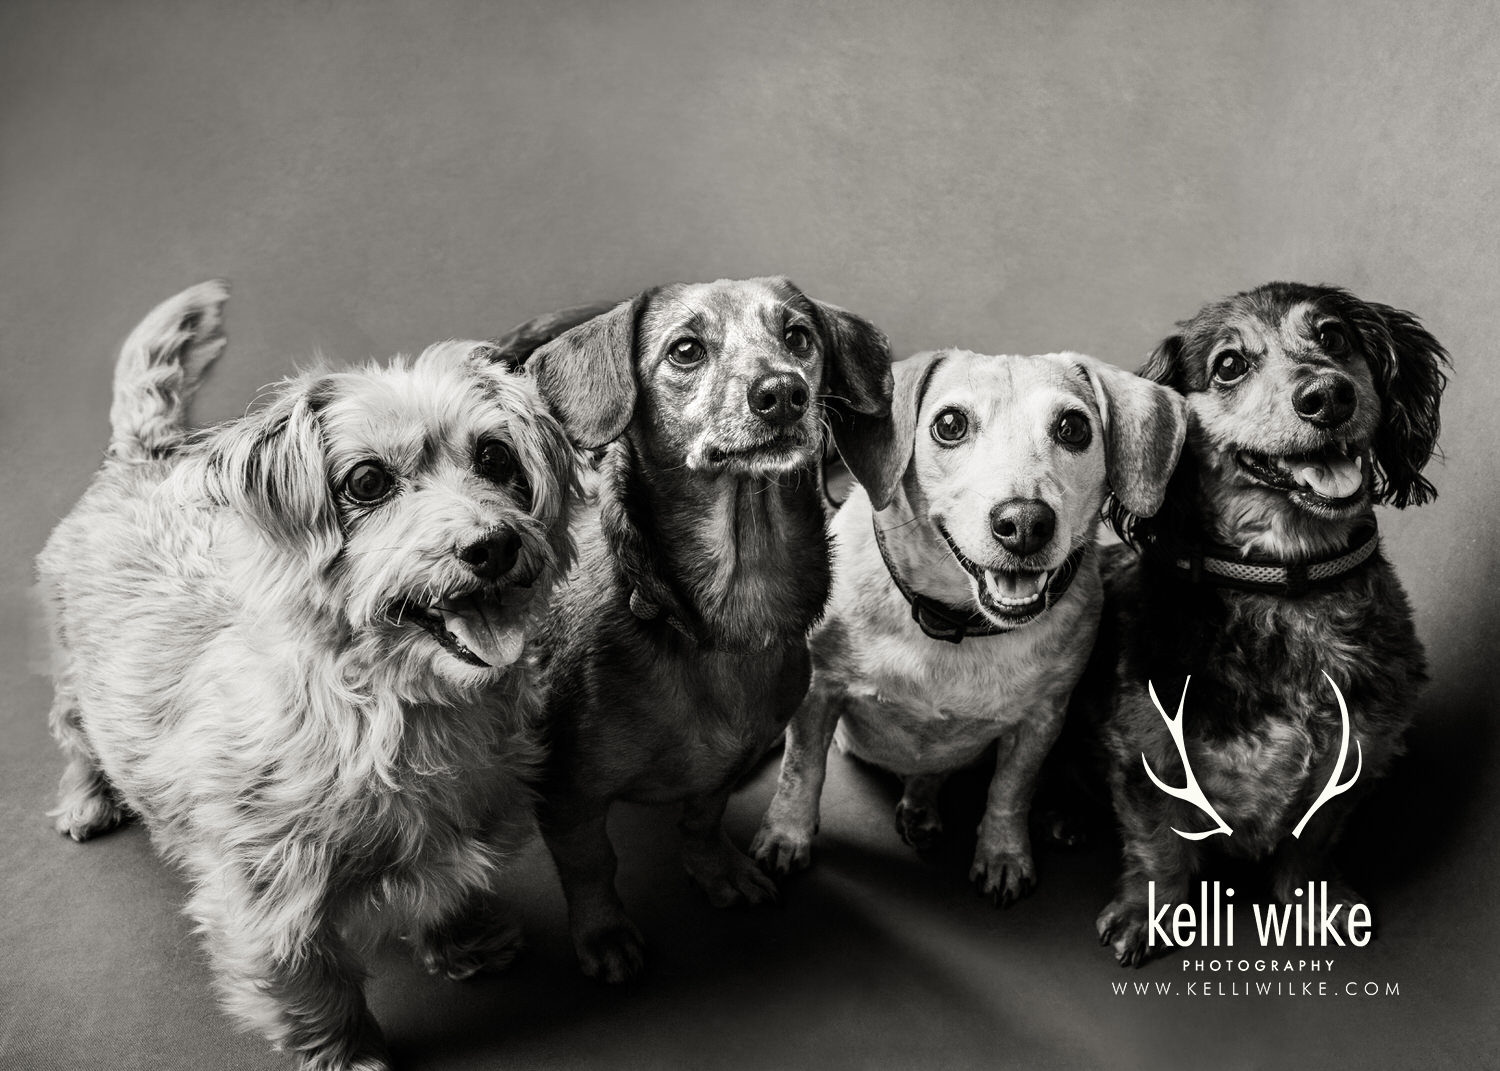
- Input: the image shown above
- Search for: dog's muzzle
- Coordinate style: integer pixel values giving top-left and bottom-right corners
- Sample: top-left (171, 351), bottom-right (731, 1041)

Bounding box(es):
top-left (1234, 441), bottom-right (1368, 514)
top-left (874, 516), bottom-right (1088, 643)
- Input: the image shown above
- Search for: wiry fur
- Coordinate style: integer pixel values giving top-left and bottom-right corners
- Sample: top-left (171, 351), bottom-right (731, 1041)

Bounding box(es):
top-left (752, 351), bottom-right (1186, 906)
top-left (1091, 283), bottom-right (1449, 966)
top-left (39, 284), bottom-right (579, 1070)
top-left (495, 277), bottom-right (895, 983)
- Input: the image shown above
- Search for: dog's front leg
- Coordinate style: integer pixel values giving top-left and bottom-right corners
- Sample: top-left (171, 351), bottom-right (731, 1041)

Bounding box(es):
top-left (193, 880), bottom-right (388, 1071)
top-left (542, 797), bottom-right (645, 984)
top-left (970, 703), bottom-right (1067, 908)
top-left (1270, 790), bottom-right (1369, 947)
top-left (1096, 820), bottom-right (1199, 969)
top-left (681, 785), bottom-right (780, 908)
top-left (750, 683), bottom-right (844, 875)
top-left (895, 772), bottom-right (949, 851)
top-left (410, 888), bottom-right (525, 982)
top-left (47, 695), bottom-right (126, 842)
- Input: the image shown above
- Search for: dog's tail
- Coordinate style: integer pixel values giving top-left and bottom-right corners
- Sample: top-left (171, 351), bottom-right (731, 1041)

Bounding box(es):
top-left (108, 280), bottom-right (230, 462)
top-left (486, 301), bottom-right (617, 369)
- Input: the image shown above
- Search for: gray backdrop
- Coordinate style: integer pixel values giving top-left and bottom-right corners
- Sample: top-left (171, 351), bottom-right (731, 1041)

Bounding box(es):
top-left (3, 2), bottom-right (1496, 1069)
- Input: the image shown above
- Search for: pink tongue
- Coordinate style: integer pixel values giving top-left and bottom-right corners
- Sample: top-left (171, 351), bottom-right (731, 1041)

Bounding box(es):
top-left (1291, 456), bottom-right (1362, 499)
top-left (438, 599), bottom-right (527, 668)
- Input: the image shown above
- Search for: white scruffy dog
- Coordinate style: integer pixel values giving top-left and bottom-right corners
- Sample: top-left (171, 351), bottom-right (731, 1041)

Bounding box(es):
top-left (38, 282), bottom-right (579, 1071)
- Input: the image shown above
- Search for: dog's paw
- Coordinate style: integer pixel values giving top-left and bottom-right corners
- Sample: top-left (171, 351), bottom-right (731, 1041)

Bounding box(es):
top-left (301, 1044), bottom-right (391, 1071)
top-left (968, 845), bottom-right (1035, 908)
top-left (894, 800), bottom-right (944, 851)
top-left (684, 841), bottom-right (780, 908)
top-left (1097, 899), bottom-right (1157, 968)
top-left (294, 1009), bottom-right (392, 1071)
top-left (750, 820), bottom-right (813, 876)
top-left (50, 790), bottom-right (125, 842)
top-left (413, 918), bottom-right (525, 981)
top-left (305, 1055), bottom-right (391, 1071)
top-left (576, 921), bottom-right (647, 985)
top-left (1033, 807), bottom-right (1087, 848)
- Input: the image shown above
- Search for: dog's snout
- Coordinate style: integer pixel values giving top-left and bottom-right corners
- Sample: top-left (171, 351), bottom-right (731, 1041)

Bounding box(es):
top-left (457, 529), bottom-right (521, 580)
top-left (747, 372), bottom-right (809, 427)
top-left (1292, 374), bottom-right (1357, 429)
top-left (989, 499), bottom-right (1056, 557)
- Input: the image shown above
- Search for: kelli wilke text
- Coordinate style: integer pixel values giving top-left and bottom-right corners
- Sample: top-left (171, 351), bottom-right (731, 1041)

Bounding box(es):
top-left (1147, 881), bottom-right (1373, 949)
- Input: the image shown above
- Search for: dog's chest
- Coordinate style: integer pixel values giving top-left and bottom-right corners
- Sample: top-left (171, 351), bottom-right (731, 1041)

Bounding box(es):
top-left (687, 480), bottom-right (831, 644)
top-left (1177, 718), bottom-right (1314, 845)
top-left (827, 600), bottom-right (1091, 774)
top-left (1124, 569), bottom-right (1422, 852)
top-left (619, 645), bottom-right (811, 803)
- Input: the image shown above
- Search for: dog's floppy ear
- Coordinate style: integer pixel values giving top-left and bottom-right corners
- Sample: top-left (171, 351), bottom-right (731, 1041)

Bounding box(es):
top-left (1139, 333), bottom-right (1185, 390)
top-left (1340, 297), bottom-right (1450, 508)
top-left (204, 378), bottom-right (340, 567)
top-left (812, 300), bottom-right (893, 417)
top-left (525, 292), bottom-right (650, 450)
top-left (808, 300), bottom-right (898, 508)
top-left (1076, 354), bottom-right (1188, 519)
top-left (831, 349), bottom-right (943, 512)
top-left (485, 301), bottom-right (621, 372)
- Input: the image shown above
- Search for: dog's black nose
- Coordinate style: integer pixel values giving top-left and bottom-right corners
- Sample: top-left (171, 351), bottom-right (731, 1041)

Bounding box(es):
top-left (747, 372), bottom-right (810, 426)
top-left (457, 529), bottom-right (520, 580)
top-left (1293, 374), bottom-right (1357, 428)
top-left (990, 499), bottom-right (1055, 557)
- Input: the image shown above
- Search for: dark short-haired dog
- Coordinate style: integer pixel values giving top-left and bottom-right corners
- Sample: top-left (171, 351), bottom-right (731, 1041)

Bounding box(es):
top-left (1091, 282), bottom-right (1448, 966)
top-left (495, 278), bottom-right (894, 982)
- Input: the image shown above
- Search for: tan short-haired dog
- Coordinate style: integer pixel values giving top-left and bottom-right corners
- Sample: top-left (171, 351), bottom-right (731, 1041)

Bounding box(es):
top-left (753, 350), bottom-right (1185, 904)
top-left (39, 283), bottom-right (578, 1071)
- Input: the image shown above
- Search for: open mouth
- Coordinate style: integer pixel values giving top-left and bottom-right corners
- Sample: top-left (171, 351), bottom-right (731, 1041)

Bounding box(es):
top-left (1234, 441), bottom-right (1368, 513)
top-left (937, 526), bottom-right (1055, 629)
top-left (393, 592), bottom-right (528, 669)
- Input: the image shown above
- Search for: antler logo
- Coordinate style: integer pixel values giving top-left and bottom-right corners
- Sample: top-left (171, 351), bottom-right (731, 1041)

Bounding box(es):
top-left (1142, 672), bottom-right (1362, 842)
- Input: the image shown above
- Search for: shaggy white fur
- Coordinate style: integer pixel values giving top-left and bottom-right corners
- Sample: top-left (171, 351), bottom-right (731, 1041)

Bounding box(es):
top-left (38, 282), bottom-right (579, 1071)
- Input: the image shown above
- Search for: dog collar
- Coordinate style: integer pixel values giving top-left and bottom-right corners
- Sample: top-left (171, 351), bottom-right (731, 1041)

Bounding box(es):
top-left (1158, 522), bottom-right (1379, 597)
top-left (872, 516), bottom-right (1089, 644)
top-left (627, 587), bottom-right (701, 644)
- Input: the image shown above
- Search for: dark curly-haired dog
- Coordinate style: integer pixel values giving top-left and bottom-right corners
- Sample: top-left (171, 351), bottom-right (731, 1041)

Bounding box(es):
top-left (1091, 282), bottom-right (1448, 966)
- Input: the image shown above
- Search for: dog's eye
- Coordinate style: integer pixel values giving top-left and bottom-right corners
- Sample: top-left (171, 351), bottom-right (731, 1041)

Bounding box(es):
top-left (344, 461), bottom-right (393, 503)
top-left (1318, 323), bottom-right (1348, 355)
top-left (476, 440), bottom-right (519, 484)
top-left (931, 408), bottom-right (969, 445)
top-left (784, 325), bottom-right (813, 353)
top-left (1055, 410), bottom-right (1092, 449)
top-left (667, 338), bottom-right (706, 367)
top-left (1211, 350), bottom-right (1249, 384)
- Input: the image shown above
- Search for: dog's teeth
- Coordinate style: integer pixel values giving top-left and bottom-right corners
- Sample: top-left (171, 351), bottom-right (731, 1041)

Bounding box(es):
top-left (984, 569), bottom-right (1046, 609)
top-left (1355, 454), bottom-right (1364, 471)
